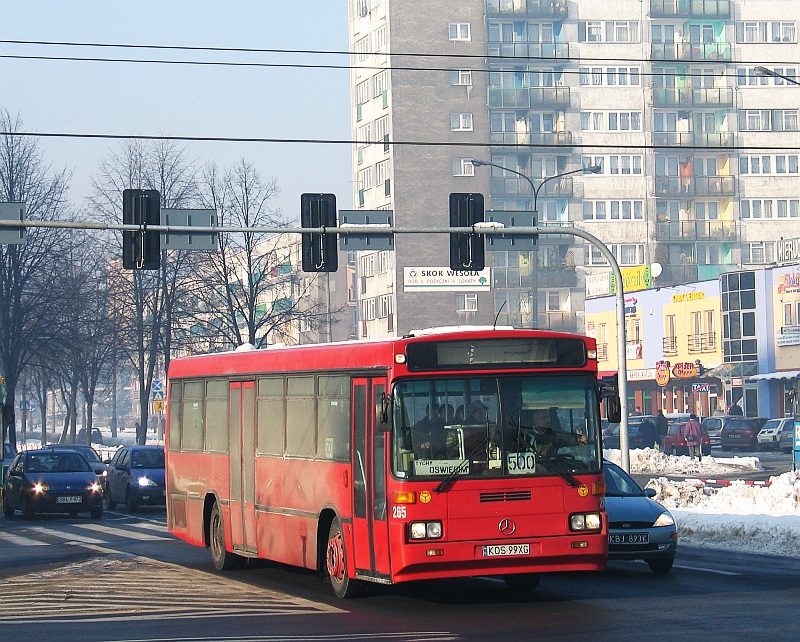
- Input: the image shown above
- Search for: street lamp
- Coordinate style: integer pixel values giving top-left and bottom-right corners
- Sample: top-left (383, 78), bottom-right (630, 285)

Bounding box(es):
top-left (470, 159), bottom-right (601, 328)
top-left (754, 66), bottom-right (800, 86)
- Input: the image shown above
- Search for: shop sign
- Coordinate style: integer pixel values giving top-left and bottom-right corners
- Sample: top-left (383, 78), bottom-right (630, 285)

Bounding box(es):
top-left (655, 361), bottom-right (671, 387)
top-left (628, 369), bottom-right (656, 381)
top-left (692, 383), bottom-right (710, 393)
top-left (671, 291), bottom-right (706, 303)
top-left (671, 362), bottom-right (697, 378)
top-left (731, 377), bottom-right (744, 387)
top-left (777, 332), bottom-right (800, 346)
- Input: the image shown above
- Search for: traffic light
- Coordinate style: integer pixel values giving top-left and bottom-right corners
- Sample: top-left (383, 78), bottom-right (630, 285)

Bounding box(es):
top-left (449, 193), bottom-right (485, 271)
top-left (301, 193), bottom-right (338, 272)
top-left (122, 189), bottom-right (161, 270)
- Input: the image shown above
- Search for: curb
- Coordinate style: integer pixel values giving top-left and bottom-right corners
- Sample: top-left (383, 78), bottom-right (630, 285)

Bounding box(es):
top-left (687, 478), bottom-right (772, 487)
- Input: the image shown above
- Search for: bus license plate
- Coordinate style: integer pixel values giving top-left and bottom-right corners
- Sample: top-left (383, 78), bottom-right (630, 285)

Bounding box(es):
top-left (56, 496), bottom-right (82, 504)
top-left (482, 544), bottom-right (530, 557)
top-left (609, 533), bottom-right (649, 545)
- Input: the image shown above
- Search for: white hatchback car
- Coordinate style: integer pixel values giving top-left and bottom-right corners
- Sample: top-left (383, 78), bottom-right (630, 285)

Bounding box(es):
top-left (757, 418), bottom-right (794, 451)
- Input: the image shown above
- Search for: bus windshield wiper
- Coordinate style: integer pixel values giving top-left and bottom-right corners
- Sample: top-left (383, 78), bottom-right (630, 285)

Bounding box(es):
top-left (433, 435), bottom-right (488, 494)
top-left (539, 456), bottom-right (580, 488)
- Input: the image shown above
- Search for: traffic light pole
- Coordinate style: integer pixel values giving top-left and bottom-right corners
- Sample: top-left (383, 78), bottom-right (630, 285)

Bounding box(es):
top-left (0, 218), bottom-right (631, 471)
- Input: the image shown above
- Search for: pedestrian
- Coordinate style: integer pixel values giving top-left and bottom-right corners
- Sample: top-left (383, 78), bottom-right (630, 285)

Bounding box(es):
top-left (683, 414), bottom-right (703, 460)
top-left (655, 410), bottom-right (669, 449)
top-left (639, 417), bottom-right (657, 449)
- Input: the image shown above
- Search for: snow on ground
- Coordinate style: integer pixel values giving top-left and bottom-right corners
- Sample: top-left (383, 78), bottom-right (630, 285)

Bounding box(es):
top-left (606, 447), bottom-right (800, 558)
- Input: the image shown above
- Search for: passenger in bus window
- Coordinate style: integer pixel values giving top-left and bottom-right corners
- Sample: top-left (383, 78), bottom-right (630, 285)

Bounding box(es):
top-left (411, 404), bottom-right (448, 460)
top-left (465, 400), bottom-right (490, 425)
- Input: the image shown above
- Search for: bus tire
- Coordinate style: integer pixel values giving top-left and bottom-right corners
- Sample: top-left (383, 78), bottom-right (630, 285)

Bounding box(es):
top-left (209, 503), bottom-right (244, 571)
top-left (504, 573), bottom-right (541, 592)
top-left (325, 517), bottom-right (362, 598)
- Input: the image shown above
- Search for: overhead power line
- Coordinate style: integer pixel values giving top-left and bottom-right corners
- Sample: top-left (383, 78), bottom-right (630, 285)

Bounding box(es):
top-left (2, 129), bottom-right (800, 154)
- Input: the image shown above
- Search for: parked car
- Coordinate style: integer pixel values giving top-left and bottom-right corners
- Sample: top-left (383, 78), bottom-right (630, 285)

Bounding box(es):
top-left (3, 442), bottom-right (17, 469)
top-left (663, 422), bottom-right (712, 456)
top-left (701, 416), bottom-right (727, 448)
top-left (2, 448), bottom-right (103, 519)
top-left (779, 419), bottom-right (796, 454)
top-left (49, 445), bottom-right (108, 487)
top-left (77, 428), bottom-right (104, 445)
top-left (757, 418), bottom-right (795, 451)
top-left (720, 417), bottom-right (769, 450)
top-left (602, 422), bottom-right (646, 450)
top-left (105, 445), bottom-right (165, 511)
top-left (603, 460), bottom-right (677, 574)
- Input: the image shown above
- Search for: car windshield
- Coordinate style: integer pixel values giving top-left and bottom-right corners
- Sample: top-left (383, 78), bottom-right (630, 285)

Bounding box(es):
top-left (131, 450), bottom-right (164, 469)
top-left (27, 452), bottom-right (91, 473)
top-left (66, 447), bottom-right (102, 462)
top-left (761, 420), bottom-right (780, 431)
top-left (604, 463), bottom-right (645, 497)
top-left (392, 374), bottom-right (602, 480)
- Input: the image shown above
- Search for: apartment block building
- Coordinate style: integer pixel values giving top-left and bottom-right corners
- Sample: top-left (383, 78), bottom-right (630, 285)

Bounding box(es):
top-left (346, 0), bottom-right (800, 339)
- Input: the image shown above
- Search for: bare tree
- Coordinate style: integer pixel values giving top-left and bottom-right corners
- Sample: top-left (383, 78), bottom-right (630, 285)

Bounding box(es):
top-left (0, 109), bottom-right (71, 448)
top-left (90, 138), bottom-right (198, 444)
top-left (190, 159), bottom-right (329, 350)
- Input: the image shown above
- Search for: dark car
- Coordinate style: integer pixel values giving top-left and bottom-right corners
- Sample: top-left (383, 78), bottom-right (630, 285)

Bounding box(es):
top-left (50, 445), bottom-right (108, 488)
top-left (779, 420), bottom-right (796, 454)
top-left (663, 422), bottom-right (712, 456)
top-left (105, 445), bottom-right (165, 511)
top-left (77, 428), bottom-right (104, 445)
top-left (720, 417), bottom-right (769, 450)
top-left (604, 460), bottom-right (677, 574)
top-left (602, 416), bottom-right (655, 450)
top-left (2, 449), bottom-right (103, 519)
top-left (3, 442), bottom-right (17, 469)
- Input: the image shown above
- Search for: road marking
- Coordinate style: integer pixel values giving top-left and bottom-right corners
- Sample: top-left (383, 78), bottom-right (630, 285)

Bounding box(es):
top-left (674, 564), bottom-right (742, 576)
top-left (25, 525), bottom-right (107, 544)
top-left (0, 531), bottom-right (48, 546)
top-left (72, 522), bottom-right (171, 541)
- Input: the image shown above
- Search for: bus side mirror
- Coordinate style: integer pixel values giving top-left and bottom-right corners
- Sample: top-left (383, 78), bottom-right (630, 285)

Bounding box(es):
top-left (605, 396), bottom-right (622, 424)
top-left (376, 392), bottom-right (392, 432)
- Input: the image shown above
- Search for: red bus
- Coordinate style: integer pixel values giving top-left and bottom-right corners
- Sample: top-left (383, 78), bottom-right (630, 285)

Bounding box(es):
top-left (166, 327), bottom-right (617, 597)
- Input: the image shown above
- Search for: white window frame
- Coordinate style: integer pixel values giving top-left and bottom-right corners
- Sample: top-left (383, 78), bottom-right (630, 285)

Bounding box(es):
top-left (451, 69), bottom-right (473, 86)
top-left (459, 293), bottom-right (478, 312)
top-left (453, 158), bottom-right (475, 177)
top-left (451, 113), bottom-right (474, 131)
top-left (449, 23), bottom-right (471, 42)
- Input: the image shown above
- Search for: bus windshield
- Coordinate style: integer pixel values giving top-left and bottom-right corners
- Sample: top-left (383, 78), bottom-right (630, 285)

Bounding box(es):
top-left (392, 374), bottom-right (601, 480)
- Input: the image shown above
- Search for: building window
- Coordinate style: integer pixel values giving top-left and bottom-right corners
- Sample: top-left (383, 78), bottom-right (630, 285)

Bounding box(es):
top-left (451, 113), bottom-right (474, 131)
top-left (741, 199), bottom-right (800, 219)
top-left (449, 23), bottom-right (471, 41)
top-left (583, 200), bottom-right (644, 221)
top-left (579, 21), bottom-right (639, 43)
top-left (373, 70), bottom-right (389, 98)
top-left (735, 21), bottom-right (796, 43)
top-left (355, 36), bottom-right (370, 61)
top-left (458, 293), bottom-right (478, 312)
top-left (373, 25), bottom-right (387, 51)
top-left (586, 244), bottom-right (645, 266)
top-left (451, 69), bottom-right (473, 86)
top-left (356, 79), bottom-right (371, 106)
top-left (453, 158), bottom-right (475, 176)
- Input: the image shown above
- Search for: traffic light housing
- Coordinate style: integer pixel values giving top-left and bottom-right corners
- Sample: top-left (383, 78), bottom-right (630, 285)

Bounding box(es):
top-left (449, 193), bottom-right (485, 271)
top-left (301, 193), bottom-right (338, 272)
top-left (123, 189), bottom-right (161, 270)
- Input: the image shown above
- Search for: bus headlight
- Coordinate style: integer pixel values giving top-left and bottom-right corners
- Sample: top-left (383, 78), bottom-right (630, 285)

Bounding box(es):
top-left (409, 521), bottom-right (442, 540)
top-left (570, 512), bottom-right (602, 532)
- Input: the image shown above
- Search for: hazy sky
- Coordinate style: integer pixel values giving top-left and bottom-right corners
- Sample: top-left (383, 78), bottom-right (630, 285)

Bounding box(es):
top-left (1, 1), bottom-right (352, 220)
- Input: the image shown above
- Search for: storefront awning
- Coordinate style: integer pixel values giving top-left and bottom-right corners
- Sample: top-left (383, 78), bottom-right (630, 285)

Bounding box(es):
top-left (751, 370), bottom-right (800, 381)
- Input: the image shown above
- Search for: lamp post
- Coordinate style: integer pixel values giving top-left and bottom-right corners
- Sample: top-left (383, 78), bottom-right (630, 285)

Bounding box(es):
top-left (470, 160), bottom-right (601, 328)
top-left (754, 66), bottom-right (800, 86)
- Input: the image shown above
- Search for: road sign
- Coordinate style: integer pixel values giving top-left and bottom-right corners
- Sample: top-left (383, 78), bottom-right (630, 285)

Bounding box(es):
top-left (153, 400), bottom-right (165, 412)
top-left (152, 379), bottom-right (164, 392)
top-left (152, 391), bottom-right (165, 401)
top-left (0, 202), bottom-right (26, 245)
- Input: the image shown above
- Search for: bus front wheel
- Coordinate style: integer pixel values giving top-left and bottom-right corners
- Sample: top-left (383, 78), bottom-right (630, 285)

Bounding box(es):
top-left (325, 517), bottom-right (362, 598)
top-left (209, 503), bottom-right (244, 571)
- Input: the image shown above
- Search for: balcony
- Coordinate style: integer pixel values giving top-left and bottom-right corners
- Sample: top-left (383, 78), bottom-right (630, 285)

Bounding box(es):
top-left (687, 332), bottom-right (718, 353)
top-left (486, 0), bottom-right (569, 19)
top-left (652, 86), bottom-right (734, 108)
top-left (490, 175), bottom-right (573, 199)
top-left (650, 0), bottom-right (731, 18)
top-left (651, 42), bottom-right (732, 62)
top-left (658, 263), bottom-right (699, 285)
top-left (654, 175), bottom-right (736, 197)
top-left (536, 310), bottom-right (578, 333)
top-left (537, 266), bottom-right (577, 288)
top-left (653, 132), bottom-right (735, 147)
top-left (488, 42), bottom-right (570, 60)
top-left (488, 86), bottom-right (571, 109)
top-left (663, 336), bottom-right (678, 357)
top-left (490, 131), bottom-right (573, 147)
top-left (654, 219), bottom-right (738, 241)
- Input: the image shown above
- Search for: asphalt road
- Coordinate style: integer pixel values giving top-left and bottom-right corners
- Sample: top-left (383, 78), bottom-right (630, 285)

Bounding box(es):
top-left (1, 506), bottom-right (799, 642)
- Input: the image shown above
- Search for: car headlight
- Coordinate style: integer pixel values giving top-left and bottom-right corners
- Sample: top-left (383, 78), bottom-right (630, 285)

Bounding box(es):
top-left (33, 483), bottom-right (49, 494)
top-left (137, 477), bottom-right (157, 487)
top-left (409, 521), bottom-right (443, 540)
top-left (88, 482), bottom-right (102, 493)
top-left (570, 512), bottom-right (602, 532)
top-left (653, 511), bottom-right (675, 528)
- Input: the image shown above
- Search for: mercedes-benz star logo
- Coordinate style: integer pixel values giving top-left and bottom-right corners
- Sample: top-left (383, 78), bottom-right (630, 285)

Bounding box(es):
top-left (498, 518), bottom-right (516, 536)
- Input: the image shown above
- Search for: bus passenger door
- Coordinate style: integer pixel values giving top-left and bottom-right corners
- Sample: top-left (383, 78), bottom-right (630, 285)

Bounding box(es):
top-left (229, 380), bottom-right (257, 553)
top-left (351, 378), bottom-right (391, 580)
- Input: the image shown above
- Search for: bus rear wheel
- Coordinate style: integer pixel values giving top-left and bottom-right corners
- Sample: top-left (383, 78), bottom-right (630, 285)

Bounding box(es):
top-left (209, 503), bottom-right (244, 571)
top-left (325, 517), bottom-right (362, 598)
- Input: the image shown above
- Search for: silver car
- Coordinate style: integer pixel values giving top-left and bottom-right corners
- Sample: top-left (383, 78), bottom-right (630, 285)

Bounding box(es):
top-left (757, 418), bottom-right (794, 451)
